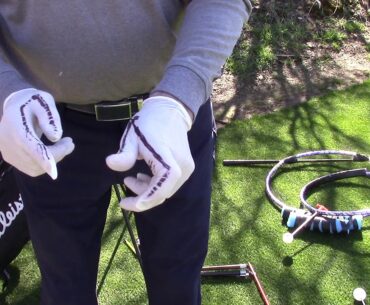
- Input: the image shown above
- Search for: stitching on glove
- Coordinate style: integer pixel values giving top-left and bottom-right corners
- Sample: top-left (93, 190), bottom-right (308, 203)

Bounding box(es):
top-left (118, 119), bottom-right (133, 154)
top-left (120, 116), bottom-right (171, 198)
top-left (31, 94), bottom-right (58, 131)
top-left (19, 94), bottom-right (53, 162)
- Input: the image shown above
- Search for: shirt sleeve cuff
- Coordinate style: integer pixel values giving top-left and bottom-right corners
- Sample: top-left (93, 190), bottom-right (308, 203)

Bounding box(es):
top-left (0, 71), bottom-right (32, 118)
top-left (151, 65), bottom-right (209, 118)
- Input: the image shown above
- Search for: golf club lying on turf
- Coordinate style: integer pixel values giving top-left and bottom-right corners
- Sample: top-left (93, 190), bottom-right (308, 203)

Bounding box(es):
top-left (223, 151), bottom-right (369, 166)
top-left (201, 263), bottom-right (249, 277)
top-left (201, 263), bottom-right (271, 305)
top-left (247, 262), bottom-right (271, 305)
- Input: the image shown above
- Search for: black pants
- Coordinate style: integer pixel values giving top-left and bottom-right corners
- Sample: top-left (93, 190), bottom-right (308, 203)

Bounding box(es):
top-left (15, 101), bottom-right (216, 305)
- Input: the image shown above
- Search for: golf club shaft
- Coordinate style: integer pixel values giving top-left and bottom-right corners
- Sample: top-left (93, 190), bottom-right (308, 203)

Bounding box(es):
top-left (223, 158), bottom-right (357, 166)
top-left (201, 269), bottom-right (248, 277)
top-left (247, 262), bottom-right (270, 305)
top-left (202, 264), bottom-right (247, 271)
top-left (291, 211), bottom-right (318, 238)
top-left (124, 239), bottom-right (137, 256)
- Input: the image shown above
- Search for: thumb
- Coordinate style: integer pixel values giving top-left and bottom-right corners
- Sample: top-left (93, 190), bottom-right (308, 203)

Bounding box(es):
top-left (48, 137), bottom-right (75, 163)
top-left (106, 131), bottom-right (138, 172)
top-left (32, 93), bottom-right (63, 142)
top-left (123, 173), bottom-right (151, 195)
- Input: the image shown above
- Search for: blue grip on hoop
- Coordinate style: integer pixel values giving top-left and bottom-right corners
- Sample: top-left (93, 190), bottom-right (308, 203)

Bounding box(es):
top-left (286, 211), bottom-right (297, 228)
top-left (282, 210), bottom-right (363, 234)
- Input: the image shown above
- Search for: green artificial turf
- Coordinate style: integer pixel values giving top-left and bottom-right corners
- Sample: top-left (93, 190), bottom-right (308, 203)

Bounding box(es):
top-left (1, 79), bottom-right (369, 305)
top-left (205, 79), bottom-right (370, 305)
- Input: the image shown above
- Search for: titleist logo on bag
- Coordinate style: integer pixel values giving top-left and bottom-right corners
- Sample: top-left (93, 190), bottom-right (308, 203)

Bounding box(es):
top-left (0, 194), bottom-right (23, 239)
top-left (0, 160), bottom-right (29, 273)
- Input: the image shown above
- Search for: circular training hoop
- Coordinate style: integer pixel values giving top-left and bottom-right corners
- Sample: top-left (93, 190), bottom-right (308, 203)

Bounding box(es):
top-left (265, 149), bottom-right (369, 216)
top-left (300, 168), bottom-right (370, 217)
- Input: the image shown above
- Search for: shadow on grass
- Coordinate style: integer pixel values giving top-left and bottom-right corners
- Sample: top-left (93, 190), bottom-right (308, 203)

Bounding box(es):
top-left (0, 265), bottom-right (39, 305)
top-left (208, 79), bottom-right (370, 304)
top-left (213, 0), bottom-right (370, 123)
top-left (100, 190), bottom-right (128, 249)
top-left (97, 225), bottom-right (126, 296)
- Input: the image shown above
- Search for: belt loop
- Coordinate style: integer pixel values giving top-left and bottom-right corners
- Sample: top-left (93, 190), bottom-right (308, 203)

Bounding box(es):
top-left (137, 97), bottom-right (145, 111)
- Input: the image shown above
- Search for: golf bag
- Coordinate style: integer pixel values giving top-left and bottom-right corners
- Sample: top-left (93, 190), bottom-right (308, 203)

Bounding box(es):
top-left (0, 158), bottom-right (29, 286)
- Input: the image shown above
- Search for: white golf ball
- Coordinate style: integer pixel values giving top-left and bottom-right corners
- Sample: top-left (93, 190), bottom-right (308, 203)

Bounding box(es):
top-left (282, 232), bottom-right (294, 244)
top-left (353, 287), bottom-right (367, 301)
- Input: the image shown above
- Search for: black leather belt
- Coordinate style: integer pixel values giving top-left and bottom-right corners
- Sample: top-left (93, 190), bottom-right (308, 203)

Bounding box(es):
top-left (64, 94), bottom-right (149, 121)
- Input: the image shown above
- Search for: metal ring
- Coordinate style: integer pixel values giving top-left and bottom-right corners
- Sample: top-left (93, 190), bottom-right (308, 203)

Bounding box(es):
top-left (300, 168), bottom-right (370, 217)
top-left (265, 150), bottom-right (369, 215)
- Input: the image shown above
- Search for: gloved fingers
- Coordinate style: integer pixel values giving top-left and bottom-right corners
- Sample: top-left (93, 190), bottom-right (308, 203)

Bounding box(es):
top-left (48, 137), bottom-right (75, 163)
top-left (142, 142), bottom-right (195, 198)
top-left (0, 89), bottom-right (66, 179)
top-left (13, 164), bottom-right (45, 177)
top-left (106, 127), bottom-right (138, 172)
top-left (34, 124), bottom-right (43, 139)
top-left (31, 93), bottom-right (63, 142)
top-left (5, 138), bottom-right (74, 179)
top-left (166, 170), bottom-right (191, 198)
top-left (123, 173), bottom-right (151, 195)
top-left (3, 147), bottom-right (45, 177)
top-left (121, 149), bottom-right (182, 212)
top-left (18, 134), bottom-right (58, 179)
top-left (137, 172), bottom-right (152, 183)
top-left (120, 164), bottom-right (183, 212)
top-left (108, 96), bottom-right (195, 212)
top-left (171, 141), bottom-right (195, 177)
top-left (169, 151), bottom-right (195, 197)
top-left (120, 195), bottom-right (164, 212)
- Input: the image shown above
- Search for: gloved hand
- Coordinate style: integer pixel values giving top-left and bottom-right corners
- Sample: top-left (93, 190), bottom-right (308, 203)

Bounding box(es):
top-left (0, 88), bottom-right (74, 179)
top-left (106, 96), bottom-right (194, 212)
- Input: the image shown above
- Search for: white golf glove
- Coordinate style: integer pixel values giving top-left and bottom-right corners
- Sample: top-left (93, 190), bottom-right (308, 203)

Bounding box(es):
top-left (0, 88), bottom-right (74, 179)
top-left (106, 96), bottom-right (194, 212)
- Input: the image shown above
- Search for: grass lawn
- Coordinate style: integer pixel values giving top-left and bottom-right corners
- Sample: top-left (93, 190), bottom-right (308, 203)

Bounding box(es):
top-left (1, 79), bottom-right (369, 305)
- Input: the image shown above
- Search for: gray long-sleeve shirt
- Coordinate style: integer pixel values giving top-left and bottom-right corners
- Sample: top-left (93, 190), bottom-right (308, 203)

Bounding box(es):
top-left (0, 0), bottom-right (252, 118)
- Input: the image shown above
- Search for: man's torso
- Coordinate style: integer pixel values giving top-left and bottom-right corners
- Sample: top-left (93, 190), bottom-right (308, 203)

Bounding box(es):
top-left (0, 1), bottom-right (184, 103)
